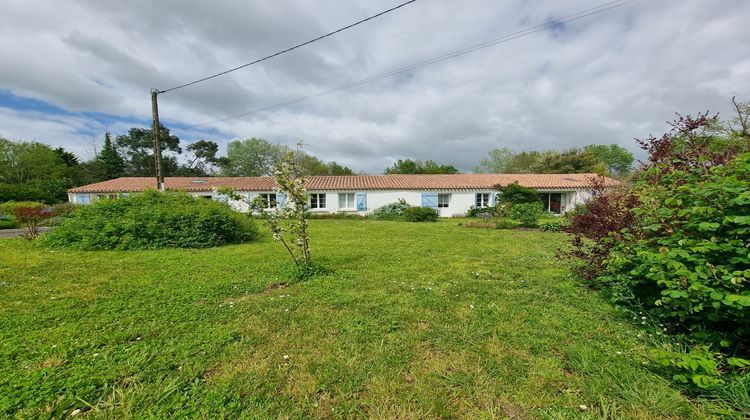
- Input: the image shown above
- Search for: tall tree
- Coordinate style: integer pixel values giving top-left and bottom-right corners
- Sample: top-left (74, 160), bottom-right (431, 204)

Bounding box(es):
top-left (222, 138), bottom-right (288, 176)
top-left (538, 148), bottom-right (605, 174)
top-left (583, 144), bottom-right (634, 177)
top-left (97, 133), bottom-right (125, 180)
top-left (115, 125), bottom-right (181, 177)
top-left (384, 159), bottom-right (459, 174)
top-left (473, 147), bottom-right (514, 173)
top-left (178, 140), bottom-right (227, 176)
top-left (0, 138), bottom-right (76, 203)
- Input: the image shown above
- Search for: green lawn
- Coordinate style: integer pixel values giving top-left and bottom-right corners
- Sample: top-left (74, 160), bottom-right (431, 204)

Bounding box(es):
top-left (0, 220), bottom-right (724, 417)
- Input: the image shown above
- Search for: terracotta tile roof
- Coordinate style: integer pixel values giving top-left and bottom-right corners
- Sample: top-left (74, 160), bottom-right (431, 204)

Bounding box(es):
top-left (68, 173), bottom-right (619, 193)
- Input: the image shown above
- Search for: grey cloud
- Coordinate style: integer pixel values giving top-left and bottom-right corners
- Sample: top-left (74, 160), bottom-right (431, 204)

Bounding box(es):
top-left (1, 0), bottom-right (749, 173)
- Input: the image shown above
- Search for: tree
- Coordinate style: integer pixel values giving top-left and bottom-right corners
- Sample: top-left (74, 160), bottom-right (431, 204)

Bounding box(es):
top-left (97, 133), bottom-right (125, 180)
top-left (537, 148), bottom-right (605, 174)
top-left (222, 138), bottom-right (288, 176)
top-left (384, 159), bottom-right (459, 174)
top-left (584, 144), bottom-right (634, 177)
top-left (115, 125), bottom-right (181, 177)
top-left (473, 147), bottom-right (514, 173)
top-left (294, 153), bottom-right (354, 175)
top-left (178, 140), bottom-right (227, 176)
top-left (0, 138), bottom-right (75, 203)
top-left (223, 138), bottom-right (354, 176)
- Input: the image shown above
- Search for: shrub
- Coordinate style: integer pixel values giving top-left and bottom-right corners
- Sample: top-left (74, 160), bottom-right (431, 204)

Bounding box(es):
top-left (495, 219), bottom-right (519, 230)
top-left (496, 182), bottom-right (542, 205)
top-left (14, 207), bottom-right (52, 239)
top-left (42, 191), bottom-right (258, 250)
top-left (0, 201), bottom-right (45, 215)
top-left (47, 203), bottom-right (78, 226)
top-left (540, 221), bottom-right (565, 232)
top-left (507, 202), bottom-right (543, 227)
top-left (564, 110), bottom-right (750, 391)
top-left (371, 199), bottom-right (411, 220)
top-left (402, 206), bottom-right (439, 222)
top-left (0, 216), bottom-right (15, 229)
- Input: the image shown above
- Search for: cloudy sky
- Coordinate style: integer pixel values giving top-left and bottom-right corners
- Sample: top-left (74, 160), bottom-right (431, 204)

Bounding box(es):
top-left (1, 0), bottom-right (748, 173)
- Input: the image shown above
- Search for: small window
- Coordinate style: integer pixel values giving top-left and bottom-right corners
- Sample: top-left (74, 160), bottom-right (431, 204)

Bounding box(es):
top-left (338, 193), bottom-right (355, 210)
top-left (79, 194), bottom-right (91, 204)
top-left (437, 193), bottom-right (450, 208)
top-left (259, 193), bottom-right (277, 209)
top-left (310, 193), bottom-right (326, 209)
top-left (475, 193), bottom-right (490, 207)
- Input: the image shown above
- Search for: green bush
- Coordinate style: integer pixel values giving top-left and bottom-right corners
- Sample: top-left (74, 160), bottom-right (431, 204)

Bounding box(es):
top-left (42, 191), bottom-right (258, 250)
top-left (497, 182), bottom-right (542, 205)
top-left (495, 219), bottom-right (519, 230)
top-left (0, 201), bottom-right (45, 215)
top-left (540, 221), bottom-right (565, 232)
top-left (507, 202), bottom-right (543, 227)
top-left (601, 153), bottom-right (750, 348)
top-left (402, 206), bottom-right (439, 222)
top-left (0, 217), bottom-right (15, 229)
top-left (371, 199), bottom-right (411, 220)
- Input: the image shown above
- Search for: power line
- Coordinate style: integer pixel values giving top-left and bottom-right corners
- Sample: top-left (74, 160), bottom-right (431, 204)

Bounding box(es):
top-left (184, 0), bottom-right (634, 129)
top-left (157, 0), bottom-right (417, 94)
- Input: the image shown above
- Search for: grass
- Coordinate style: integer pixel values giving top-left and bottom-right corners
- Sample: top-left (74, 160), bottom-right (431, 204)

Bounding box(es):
top-left (0, 219), bottom-right (730, 417)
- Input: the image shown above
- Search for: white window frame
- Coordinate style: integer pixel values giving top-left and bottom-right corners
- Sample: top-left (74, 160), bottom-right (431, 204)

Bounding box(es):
top-left (310, 193), bottom-right (326, 209)
top-left (338, 193), bottom-right (355, 210)
top-left (475, 193), bottom-right (490, 208)
top-left (437, 193), bottom-right (450, 208)
top-left (259, 193), bottom-right (278, 209)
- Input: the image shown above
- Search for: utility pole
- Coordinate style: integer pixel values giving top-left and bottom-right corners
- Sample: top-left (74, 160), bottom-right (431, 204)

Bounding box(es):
top-left (150, 89), bottom-right (165, 191)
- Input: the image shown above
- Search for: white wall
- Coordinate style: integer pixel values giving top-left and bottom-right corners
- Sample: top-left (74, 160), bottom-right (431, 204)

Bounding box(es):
top-left (68, 188), bottom-right (593, 217)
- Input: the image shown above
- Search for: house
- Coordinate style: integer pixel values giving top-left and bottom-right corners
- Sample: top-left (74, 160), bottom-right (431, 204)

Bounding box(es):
top-left (67, 173), bottom-right (619, 217)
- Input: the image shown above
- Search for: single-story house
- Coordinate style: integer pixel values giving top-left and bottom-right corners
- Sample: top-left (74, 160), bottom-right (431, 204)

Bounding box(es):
top-left (67, 173), bottom-right (619, 217)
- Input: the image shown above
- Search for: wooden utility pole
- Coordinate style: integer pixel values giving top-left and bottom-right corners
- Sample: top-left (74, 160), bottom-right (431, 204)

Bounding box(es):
top-left (150, 89), bottom-right (165, 191)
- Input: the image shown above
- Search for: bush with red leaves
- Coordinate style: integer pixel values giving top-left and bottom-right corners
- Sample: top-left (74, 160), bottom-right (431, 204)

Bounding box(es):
top-left (13, 206), bottom-right (52, 239)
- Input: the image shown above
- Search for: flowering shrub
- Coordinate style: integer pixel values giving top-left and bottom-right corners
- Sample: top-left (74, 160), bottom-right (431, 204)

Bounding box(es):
top-left (222, 149), bottom-right (318, 270)
top-left (371, 199), bottom-right (411, 220)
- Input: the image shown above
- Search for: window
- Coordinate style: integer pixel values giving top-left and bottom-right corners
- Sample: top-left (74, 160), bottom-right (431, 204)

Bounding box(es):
top-left (538, 192), bottom-right (564, 213)
top-left (310, 193), bottom-right (326, 209)
top-left (338, 193), bottom-right (355, 210)
top-left (78, 194), bottom-right (91, 204)
top-left (259, 193), bottom-right (277, 209)
top-left (437, 193), bottom-right (450, 208)
top-left (475, 193), bottom-right (490, 207)
top-left (95, 194), bottom-right (118, 199)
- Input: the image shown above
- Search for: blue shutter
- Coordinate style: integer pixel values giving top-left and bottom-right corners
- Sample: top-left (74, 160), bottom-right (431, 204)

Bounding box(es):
top-left (277, 193), bottom-right (287, 208)
top-left (421, 193), bottom-right (438, 209)
top-left (356, 193), bottom-right (367, 211)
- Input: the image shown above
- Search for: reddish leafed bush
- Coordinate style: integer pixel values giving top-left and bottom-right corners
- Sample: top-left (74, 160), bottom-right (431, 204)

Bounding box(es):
top-left (13, 207), bottom-right (52, 239)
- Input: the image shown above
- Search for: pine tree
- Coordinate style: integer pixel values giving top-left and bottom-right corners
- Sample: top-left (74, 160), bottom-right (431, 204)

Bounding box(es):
top-left (97, 132), bottom-right (124, 180)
